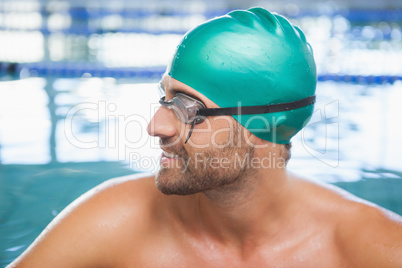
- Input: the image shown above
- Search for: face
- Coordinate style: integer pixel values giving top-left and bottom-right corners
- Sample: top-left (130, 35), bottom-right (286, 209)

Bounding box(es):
top-left (147, 75), bottom-right (256, 195)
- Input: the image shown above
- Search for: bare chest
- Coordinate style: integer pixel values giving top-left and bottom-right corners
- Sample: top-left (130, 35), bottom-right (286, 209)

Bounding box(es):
top-left (117, 233), bottom-right (345, 268)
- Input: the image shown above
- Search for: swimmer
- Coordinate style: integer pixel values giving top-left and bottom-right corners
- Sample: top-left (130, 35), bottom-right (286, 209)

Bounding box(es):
top-left (8, 7), bottom-right (402, 268)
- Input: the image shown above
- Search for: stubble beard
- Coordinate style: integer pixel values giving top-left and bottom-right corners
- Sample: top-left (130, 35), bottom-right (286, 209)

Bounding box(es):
top-left (155, 131), bottom-right (255, 196)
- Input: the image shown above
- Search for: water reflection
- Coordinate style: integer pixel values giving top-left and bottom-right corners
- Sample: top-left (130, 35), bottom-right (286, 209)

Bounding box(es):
top-left (0, 77), bottom-right (162, 165)
top-left (0, 78), bottom-right (50, 163)
top-left (289, 81), bottom-right (402, 182)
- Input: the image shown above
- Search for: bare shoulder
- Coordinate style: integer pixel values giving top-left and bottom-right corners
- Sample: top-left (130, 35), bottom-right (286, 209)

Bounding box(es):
top-left (296, 177), bottom-right (402, 267)
top-left (8, 173), bottom-right (161, 268)
top-left (334, 191), bottom-right (402, 267)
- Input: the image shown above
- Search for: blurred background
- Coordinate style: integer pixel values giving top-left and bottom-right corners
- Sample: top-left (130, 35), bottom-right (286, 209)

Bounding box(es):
top-left (0, 0), bottom-right (401, 266)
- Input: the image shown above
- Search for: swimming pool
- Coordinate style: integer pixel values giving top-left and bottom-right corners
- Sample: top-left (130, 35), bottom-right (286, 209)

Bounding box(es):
top-left (0, 75), bottom-right (401, 266)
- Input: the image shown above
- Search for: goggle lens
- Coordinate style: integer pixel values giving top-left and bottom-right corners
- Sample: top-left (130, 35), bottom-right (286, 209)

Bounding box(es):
top-left (159, 93), bottom-right (206, 124)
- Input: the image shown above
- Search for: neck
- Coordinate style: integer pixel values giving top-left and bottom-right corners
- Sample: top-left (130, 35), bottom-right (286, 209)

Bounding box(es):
top-left (195, 164), bottom-right (294, 247)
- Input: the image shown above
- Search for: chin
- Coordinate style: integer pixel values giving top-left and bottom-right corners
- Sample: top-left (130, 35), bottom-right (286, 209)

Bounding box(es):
top-left (155, 168), bottom-right (189, 195)
top-left (155, 167), bottom-right (209, 196)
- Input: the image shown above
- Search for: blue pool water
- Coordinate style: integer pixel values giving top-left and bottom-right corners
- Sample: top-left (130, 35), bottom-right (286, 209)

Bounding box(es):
top-left (1, 77), bottom-right (402, 266)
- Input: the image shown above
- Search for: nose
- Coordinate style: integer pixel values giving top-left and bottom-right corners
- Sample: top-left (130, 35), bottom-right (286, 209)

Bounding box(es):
top-left (147, 106), bottom-right (179, 139)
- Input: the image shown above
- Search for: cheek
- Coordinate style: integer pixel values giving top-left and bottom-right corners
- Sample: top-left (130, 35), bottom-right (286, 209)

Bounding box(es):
top-left (186, 117), bottom-right (237, 149)
top-left (185, 119), bottom-right (213, 148)
top-left (211, 127), bottom-right (232, 145)
top-left (210, 117), bottom-right (239, 147)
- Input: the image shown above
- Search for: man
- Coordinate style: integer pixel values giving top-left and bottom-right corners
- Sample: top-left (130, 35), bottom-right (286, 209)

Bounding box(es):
top-left (8, 7), bottom-right (402, 267)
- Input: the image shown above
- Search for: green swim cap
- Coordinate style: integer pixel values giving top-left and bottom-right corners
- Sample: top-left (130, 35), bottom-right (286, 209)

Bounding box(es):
top-left (167, 7), bottom-right (317, 144)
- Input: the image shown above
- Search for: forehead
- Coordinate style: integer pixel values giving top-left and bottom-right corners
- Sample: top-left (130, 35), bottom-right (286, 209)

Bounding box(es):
top-left (161, 74), bottom-right (220, 109)
top-left (161, 74), bottom-right (197, 96)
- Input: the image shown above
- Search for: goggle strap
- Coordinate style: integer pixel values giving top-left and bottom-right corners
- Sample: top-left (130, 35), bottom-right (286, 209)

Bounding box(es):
top-left (198, 95), bottom-right (316, 117)
top-left (185, 118), bottom-right (197, 144)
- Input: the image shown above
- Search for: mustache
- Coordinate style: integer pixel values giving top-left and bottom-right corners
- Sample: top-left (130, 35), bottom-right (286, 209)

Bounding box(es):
top-left (160, 137), bottom-right (188, 157)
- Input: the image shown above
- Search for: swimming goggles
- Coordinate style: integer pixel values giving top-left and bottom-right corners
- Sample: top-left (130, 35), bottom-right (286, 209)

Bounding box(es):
top-left (159, 90), bottom-right (316, 143)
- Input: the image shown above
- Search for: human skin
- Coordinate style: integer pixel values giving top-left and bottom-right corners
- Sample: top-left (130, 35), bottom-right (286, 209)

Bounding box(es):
top-left (8, 75), bottom-right (402, 268)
